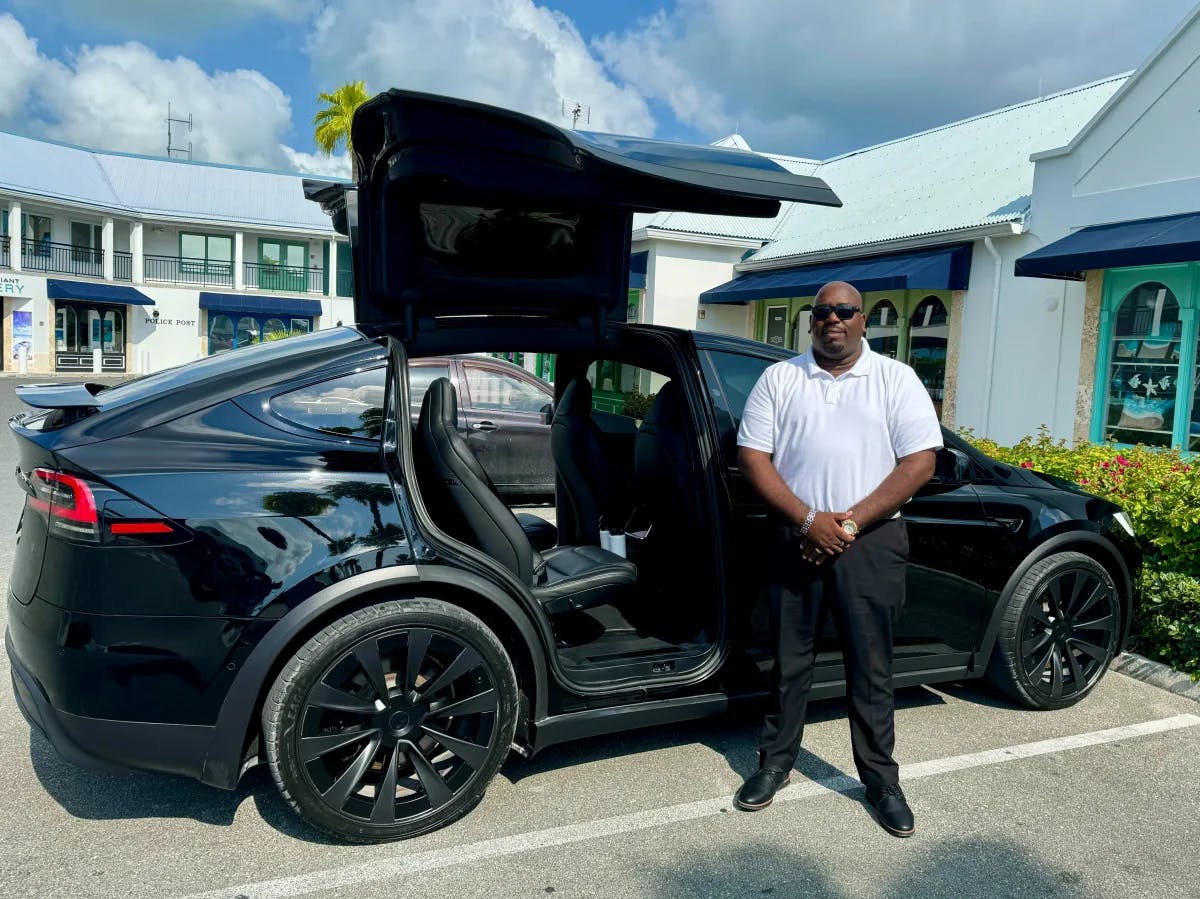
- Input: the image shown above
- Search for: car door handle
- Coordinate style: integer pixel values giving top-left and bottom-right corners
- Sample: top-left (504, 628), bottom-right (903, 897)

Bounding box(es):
top-left (471, 421), bottom-right (498, 431)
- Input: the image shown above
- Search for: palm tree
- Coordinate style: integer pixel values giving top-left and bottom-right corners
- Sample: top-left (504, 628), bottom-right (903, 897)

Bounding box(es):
top-left (313, 80), bottom-right (370, 179)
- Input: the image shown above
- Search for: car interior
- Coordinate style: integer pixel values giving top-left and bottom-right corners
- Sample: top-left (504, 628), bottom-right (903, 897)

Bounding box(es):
top-left (407, 336), bottom-right (724, 685)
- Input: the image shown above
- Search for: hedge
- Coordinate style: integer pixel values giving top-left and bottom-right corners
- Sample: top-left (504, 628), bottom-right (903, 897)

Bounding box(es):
top-left (962, 428), bottom-right (1200, 679)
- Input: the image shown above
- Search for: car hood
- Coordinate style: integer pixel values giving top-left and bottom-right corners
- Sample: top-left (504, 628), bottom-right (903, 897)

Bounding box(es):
top-left (306, 90), bottom-right (840, 351)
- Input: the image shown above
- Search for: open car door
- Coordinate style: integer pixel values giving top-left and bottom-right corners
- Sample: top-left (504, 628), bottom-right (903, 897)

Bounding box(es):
top-left (306, 89), bottom-right (839, 355)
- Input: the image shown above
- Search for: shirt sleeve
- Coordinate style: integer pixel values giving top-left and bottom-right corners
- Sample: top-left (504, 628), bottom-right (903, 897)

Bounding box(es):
top-left (736, 366), bottom-right (777, 454)
top-left (888, 365), bottom-right (944, 458)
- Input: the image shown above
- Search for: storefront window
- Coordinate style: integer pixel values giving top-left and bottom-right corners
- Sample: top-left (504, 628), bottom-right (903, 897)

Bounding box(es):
top-left (908, 296), bottom-right (948, 418)
top-left (103, 309), bottom-right (123, 352)
top-left (210, 315), bottom-right (234, 354)
top-left (1105, 282), bottom-right (1180, 447)
top-left (866, 299), bottom-right (900, 359)
top-left (207, 313), bottom-right (313, 354)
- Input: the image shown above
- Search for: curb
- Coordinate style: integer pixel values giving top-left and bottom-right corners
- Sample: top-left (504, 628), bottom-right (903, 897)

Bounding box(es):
top-left (1111, 651), bottom-right (1200, 702)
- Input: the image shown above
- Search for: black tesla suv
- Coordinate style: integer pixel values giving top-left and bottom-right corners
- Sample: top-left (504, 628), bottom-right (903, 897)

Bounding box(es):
top-left (6, 90), bottom-right (1141, 842)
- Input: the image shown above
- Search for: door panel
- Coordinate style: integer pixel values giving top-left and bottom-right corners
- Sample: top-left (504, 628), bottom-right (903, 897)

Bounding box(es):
top-left (459, 361), bottom-right (554, 494)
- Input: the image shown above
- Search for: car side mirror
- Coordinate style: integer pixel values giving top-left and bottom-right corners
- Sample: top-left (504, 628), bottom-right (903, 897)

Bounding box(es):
top-left (933, 447), bottom-right (972, 484)
top-left (541, 401), bottom-right (555, 423)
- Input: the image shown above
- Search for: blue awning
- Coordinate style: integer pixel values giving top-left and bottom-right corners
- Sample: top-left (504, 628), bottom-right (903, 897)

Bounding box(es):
top-left (700, 243), bottom-right (974, 304)
top-left (198, 293), bottom-right (323, 317)
top-left (47, 279), bottom-right (154, 306)
top-left (1015, 211), bottom-right (1200, 280)
top-left (629, 251), bottom-right (648, 290)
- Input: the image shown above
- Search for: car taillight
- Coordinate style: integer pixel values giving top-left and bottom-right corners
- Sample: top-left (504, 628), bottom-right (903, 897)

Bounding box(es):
top-left (30, 468), bottom-right (100, 541)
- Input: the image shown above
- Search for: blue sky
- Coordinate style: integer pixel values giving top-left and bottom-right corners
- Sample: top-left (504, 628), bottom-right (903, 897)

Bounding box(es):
top-left (1, 0), bottom-right (1196, 177)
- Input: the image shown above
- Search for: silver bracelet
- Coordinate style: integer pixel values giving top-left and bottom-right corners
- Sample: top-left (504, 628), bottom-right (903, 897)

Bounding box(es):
top-left (798, 509), bottom-right (816, 536)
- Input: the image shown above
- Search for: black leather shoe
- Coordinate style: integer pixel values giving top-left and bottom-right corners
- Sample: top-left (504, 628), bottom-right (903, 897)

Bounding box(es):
top-left (734, 768), bottom-right (791, 811)
top-left (865, 784), bottom-right (915, 837)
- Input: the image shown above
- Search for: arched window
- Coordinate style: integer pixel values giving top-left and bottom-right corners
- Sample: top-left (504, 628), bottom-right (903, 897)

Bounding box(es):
top-left (1105, 282), bottom-right (1180, 447)
top-left (866, 299), bottom-right (899, 359)
top-left (908, 296), bottom-right (949, 418)
top-left (209, 315), bottom-right (234, 354)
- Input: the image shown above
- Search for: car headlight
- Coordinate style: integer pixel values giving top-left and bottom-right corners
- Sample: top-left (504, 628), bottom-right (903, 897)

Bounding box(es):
top-left (1113, 510), bottom-right (1136, 538)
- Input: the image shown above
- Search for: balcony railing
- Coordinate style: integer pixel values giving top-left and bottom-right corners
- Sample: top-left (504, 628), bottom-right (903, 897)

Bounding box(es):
top-left (336, 268), bottom-right (353, 297)
top-left (144, 254), bottom-right (234, 287)
top-left (244, 261), bottom-right (324, 294)
top-left (113, 250), bottom-right (132, 281)
top-left (0, 236), bottom-right (8, 269)
top-left (20, 240), bottom-right (104, 277)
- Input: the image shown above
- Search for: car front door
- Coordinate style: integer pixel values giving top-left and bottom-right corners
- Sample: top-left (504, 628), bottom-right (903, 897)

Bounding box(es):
top-left (458, 360), bottom-right (555, 496)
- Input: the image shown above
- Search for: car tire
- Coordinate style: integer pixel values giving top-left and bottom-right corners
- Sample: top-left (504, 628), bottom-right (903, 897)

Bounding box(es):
top-left (263, 598), bottom-right (518, 842)
top-left (986, 551), bottom-right (1122, 710)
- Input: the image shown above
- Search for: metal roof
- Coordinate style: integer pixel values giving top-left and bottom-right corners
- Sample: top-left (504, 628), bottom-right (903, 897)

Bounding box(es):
top-left (638, 76), bottom-right (1127, 261)
top-left (0, 130), bottom-right (342, 233)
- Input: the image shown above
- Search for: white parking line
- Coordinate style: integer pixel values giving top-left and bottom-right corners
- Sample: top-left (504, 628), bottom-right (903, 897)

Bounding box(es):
top-left (186, 713), bottom-right (1200, 899)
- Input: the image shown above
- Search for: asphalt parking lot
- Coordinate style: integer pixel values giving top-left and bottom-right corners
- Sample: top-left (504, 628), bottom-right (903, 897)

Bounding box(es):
top-left (0, 376), bottom-right (1197, 899)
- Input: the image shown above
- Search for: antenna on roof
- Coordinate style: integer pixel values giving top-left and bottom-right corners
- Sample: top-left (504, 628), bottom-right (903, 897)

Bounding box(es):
top-left (167, 102), bottom-right (193, 160)
top-left (561, 97), bottom-right (591, 130)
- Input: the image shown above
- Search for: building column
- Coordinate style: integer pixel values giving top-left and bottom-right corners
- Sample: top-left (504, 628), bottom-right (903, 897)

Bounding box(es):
top-left (1073, 271), bottom-right (1105, 445)
top-left (234, 232), bottom-right (245, 290)
top-left (326, 239), bottom-right (338, 297)
top-left (102, 217), bottom-right (114, 281)
top-left (130, 221), bottom-right (144, 283)
top-left (941, 290), bottom-right (967, 427)
top-left (8, 201), bottom-right (21, 271)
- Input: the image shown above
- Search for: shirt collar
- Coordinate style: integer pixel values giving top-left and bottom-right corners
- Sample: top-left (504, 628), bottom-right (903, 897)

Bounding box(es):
top-left (798, 339), bottom-right (874, 379)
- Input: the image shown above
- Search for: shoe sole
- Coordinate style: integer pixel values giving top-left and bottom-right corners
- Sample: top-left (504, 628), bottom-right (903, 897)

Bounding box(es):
top-left (733, 778), bottom-right (790, 811)
top-left (878, 820), bottom-right (915, 838)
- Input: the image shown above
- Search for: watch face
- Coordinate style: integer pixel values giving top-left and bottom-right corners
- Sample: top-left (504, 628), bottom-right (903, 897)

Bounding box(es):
top-left (842, 521), bottom-right (859, 536)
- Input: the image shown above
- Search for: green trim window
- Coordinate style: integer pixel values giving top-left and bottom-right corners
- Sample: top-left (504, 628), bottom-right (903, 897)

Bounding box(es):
top-left (1093, 265), bottom-right (1198, 449)
top-left (180, 232), bottom-right (233, 281)
top-left (259, 239), bottom-right (309, 292)
top-left (208, 312), bottom-right (313, 354)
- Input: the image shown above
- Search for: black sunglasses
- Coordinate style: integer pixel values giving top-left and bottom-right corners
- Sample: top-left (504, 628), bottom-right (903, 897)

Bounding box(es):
top-left (811, 303), bottom-right (862, 322)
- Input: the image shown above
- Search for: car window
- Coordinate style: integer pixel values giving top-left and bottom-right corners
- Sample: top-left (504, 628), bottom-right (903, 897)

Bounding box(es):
top-left (703, 350), bottom-right (774, 425)
top-left (462, 363), bottom-right (550, 413)
top-left (701, 350), bottom-right (775, 462)
top-left (409, 363), bottom-right (451, 411)
top-left (271, 368), bottom-right (385, 439)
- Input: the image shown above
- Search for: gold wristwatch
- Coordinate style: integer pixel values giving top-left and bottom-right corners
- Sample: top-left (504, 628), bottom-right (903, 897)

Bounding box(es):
top-left (841, 520), bottom-right (859, 537)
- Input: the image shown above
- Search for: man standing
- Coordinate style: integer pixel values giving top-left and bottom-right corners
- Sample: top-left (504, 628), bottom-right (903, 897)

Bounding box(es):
top-left (733, 280), bottom-right (941, 837)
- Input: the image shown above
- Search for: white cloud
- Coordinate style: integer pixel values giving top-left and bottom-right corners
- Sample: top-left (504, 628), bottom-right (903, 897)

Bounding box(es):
top-left (0, 14), bottom-right (46, 120)
top-left (279, 146), bottom-right (352, 179)
top-left (597, 0), bottom-right (1198, 155)
top-left (305, 0), bottom-right (655, 136)
top-left (0, 15), bottom-right (308, 171)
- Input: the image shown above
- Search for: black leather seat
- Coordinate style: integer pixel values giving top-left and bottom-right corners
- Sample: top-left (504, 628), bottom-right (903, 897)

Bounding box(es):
top-left (551, 377), bottom-right (626, 545)
top-left (417, 378), bottom-right (635, 616)
top-left (633, 381), bottom-right (700, 564)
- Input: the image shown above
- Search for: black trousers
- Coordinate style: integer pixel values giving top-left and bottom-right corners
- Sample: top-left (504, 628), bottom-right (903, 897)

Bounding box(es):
top-left (758, 518), bottom-right (909, 787)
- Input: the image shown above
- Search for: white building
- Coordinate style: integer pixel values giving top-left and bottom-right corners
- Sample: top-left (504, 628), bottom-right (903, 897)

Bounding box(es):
top-left (0, 133), bottom-right (353, 376)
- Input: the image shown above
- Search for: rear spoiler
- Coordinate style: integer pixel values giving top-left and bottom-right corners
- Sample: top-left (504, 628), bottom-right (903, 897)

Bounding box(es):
top-left (15, 383), bottom-right (106, 410)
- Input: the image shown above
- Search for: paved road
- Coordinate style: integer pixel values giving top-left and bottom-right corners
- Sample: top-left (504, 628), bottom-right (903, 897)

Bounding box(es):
top-left (0, 377), bottom-right (1197, 899)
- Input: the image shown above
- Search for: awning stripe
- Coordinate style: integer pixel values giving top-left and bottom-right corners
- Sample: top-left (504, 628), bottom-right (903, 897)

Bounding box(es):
top-left (1014, 211), bottom-right (1200, 280)
top-left (700, 243), bottom-right (973, 304)
top-left (198, 292), bottom-right (323, 317)
top-left (47, 279), bottom-right (154, 306)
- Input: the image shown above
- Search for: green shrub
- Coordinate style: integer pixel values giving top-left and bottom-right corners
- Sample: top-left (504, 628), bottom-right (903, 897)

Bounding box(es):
top-left (962, 428), bottom-right (1200, 679)
top-left (621, 387), bottom-right (656, 421)
top-left (1135, 569), bottom-right (1200, 678)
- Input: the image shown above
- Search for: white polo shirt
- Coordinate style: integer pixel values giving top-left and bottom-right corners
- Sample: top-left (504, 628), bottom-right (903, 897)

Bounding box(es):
top-left (736, 343), bottom-right (943, 515)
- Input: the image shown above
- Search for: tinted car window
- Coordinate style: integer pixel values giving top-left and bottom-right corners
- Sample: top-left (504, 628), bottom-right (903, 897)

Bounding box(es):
top-left (271, 368), bottom-right (385, 439)
top-left (409, 363), bottom-right (451, 411)
top-left (463, 363), bottom-right (550, 413)
top-left (702, 350), bottom-right (775, 461)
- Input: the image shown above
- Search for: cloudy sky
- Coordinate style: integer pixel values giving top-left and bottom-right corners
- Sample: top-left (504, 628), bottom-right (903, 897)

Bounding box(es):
top-left (3, 0), bottom-right (1196, 178)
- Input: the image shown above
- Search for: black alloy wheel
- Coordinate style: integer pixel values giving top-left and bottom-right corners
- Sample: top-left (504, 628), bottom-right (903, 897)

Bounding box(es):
top-left (988, 552), bottom-right (1121, 710)
top-left (264, 599), bottom-right (518, 842)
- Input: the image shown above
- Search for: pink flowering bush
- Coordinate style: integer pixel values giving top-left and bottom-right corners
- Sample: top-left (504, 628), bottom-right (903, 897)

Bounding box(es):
top-left (962, 426), bottom-right (1200, 678)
